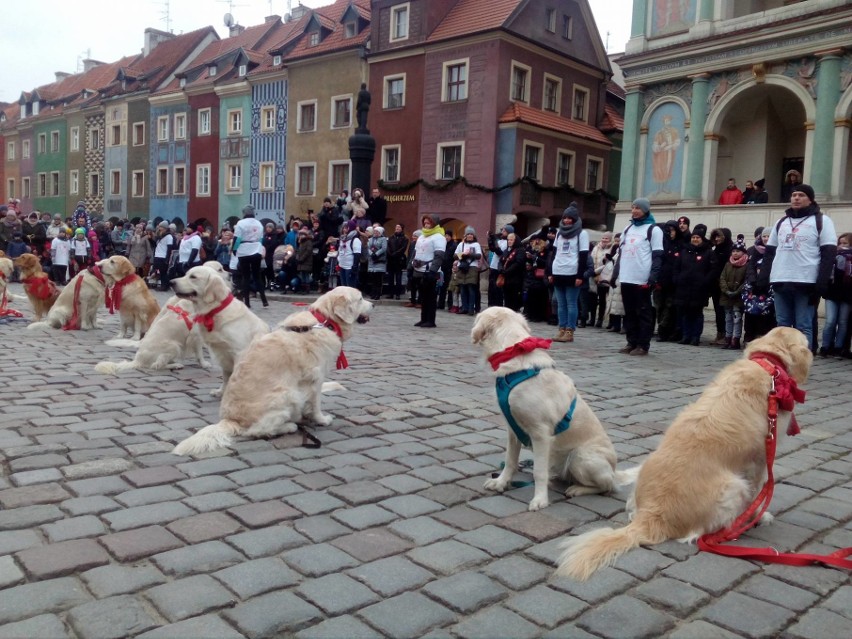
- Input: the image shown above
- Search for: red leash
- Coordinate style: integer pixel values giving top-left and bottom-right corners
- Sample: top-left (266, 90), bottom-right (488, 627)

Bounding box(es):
top-left (311, 309), bottom-right (348, 369)
top-left (698, 354), bottom-right (852, 570)
top-left (64, 266), bottom-right (106, 331)
top-left (167, 304), bottom-right (194, 331)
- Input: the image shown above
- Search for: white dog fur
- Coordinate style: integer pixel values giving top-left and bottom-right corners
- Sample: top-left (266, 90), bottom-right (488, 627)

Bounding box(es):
top-left (0, 257), bottom-right (26, 307)
top-left (472, 307), bottom-right (635, 512)
top-left (555, 327), bottom-right (813, 580)
top-left (173, 286), bottom-right (370, 456)
top-left (95, 255), bottom-right (160, 340)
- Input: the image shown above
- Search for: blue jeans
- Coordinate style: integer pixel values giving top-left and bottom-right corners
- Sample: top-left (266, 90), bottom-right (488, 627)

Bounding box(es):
top-left (822, 299), bottom-right (851, 349)
top-left (773, 286), bottom-right (815, 347)
top-left (461, 283), bottom-right (477, 313)
top-left (553, 284), bottom-right (580, 330)
top-left (340, 267), bottom-right (357, 288)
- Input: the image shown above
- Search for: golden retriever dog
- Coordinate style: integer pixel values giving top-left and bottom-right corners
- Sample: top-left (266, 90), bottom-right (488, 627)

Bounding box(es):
top-left (95, 262), bottom-right (232, 375)
top-left (556, 327), bottom-right (813, 581)
top-left (472, 307), bottom-right (634, 512)
top-left (173, 286), bottom-right (370, 456)
top-left (170, 264), bottom-right (269, 397)
top-left (95, 255), bottom-right (160, 341)
top-left (13, 253), bottom-right (59, 321)
top-left (0, 257), bottom-right (26, 318)
top-left (28, 266), bottom-right (107, 331)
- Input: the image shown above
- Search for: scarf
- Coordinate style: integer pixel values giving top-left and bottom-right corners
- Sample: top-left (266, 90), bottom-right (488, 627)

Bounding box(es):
top-left (630, 213), bottom-right (657, 227)
top-left (421, 224), bottom-right (445, 238)
top-left (730, 252), bottom-right (748, 268)
top-left (107, 274), bottom-right (137, 314)
top-left (22, 276), bottom-right (56, 301)
top-left (194, 293), bottom-right (234, 331)
top-left (311, 309), bottom-right (348, 369)
top-left (558, 217), bottom-right (582, 239)
top-left (488, 337), bottom-right (552, 370)
top-left (784, 203), bottom-right (819, 219)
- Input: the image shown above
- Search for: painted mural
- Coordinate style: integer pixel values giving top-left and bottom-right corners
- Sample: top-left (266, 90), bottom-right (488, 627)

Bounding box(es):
top-left (643, 102), bottom-right (686, 201)
top-left (650, 0), bottom-right (697, 37)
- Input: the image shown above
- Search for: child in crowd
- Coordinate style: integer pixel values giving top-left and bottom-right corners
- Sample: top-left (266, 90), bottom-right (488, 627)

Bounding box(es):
top-left (6, 232), bottom-right (30, 281)
top-left (719, 240), bottom-right (748, 349)
top-left (70, 228), bottom-right (91, 277)
top-left (821, 232), bottom-right (852, 357)
top-left (50, 228), bottom-right (71, 285)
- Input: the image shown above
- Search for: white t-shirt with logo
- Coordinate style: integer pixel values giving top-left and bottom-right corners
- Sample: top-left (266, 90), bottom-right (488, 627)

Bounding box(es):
top-left (51, 238), bottom-right (71, 266)
top-left (767, 213), bottom-right (837, 284)
top-left (338, 234), bottom-right (361, 269)
top-left (551, 230), bottom-right (589, 276)
top-left (414, 232), bottom-right (447, 272)
top-left (178, 235), bottom-right (202, 264)
top-left (154, 233), bottom-right (174, 259)
top-left (618, 223), bottom-right (664, 285)
top-left (234, 218), bottom-right (264, 257)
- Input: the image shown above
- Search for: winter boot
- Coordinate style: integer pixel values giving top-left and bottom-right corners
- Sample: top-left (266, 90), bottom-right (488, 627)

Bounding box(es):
top-left (720, 336), bottom-right (731, 349)
top-left (554, 328), bottom-right (568, 342)
top-left (564, 328), bottom-right (575, 343)
top-left (713, 332), bottom-right (727, 346)
top-left (729, 337), bottom-right (741, 350)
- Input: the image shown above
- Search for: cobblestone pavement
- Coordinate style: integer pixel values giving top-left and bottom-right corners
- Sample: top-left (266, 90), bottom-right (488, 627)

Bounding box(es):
top-left (0, 284), bottom-right (850, 639)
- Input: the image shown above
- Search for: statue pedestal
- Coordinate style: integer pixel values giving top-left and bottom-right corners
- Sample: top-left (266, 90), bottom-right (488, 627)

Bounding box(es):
top-left (349, 129), bottom-right (376, 195)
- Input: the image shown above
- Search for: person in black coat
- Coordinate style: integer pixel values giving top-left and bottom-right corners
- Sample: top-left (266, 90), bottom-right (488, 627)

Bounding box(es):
top-left (438, 230), bottom-right (457, 309)
top-left (674, 225), bottom-right (713, 345)
top-left (387, 224), bottom-right (409, 300)
top-left (708, 227), bottom-right (733, 344)
top-left (498, 233), bottom-right (527, 312)
top-left (655, 220), bottom-right (682, 342)
top-left (367, 189), bottom-right (387, 226)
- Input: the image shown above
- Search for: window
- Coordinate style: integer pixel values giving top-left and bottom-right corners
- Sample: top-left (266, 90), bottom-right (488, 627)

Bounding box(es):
top-left (196, 164), bottom-right (211, 196)
top-left (329, 161), bottom-right (350, 195)
top-left (90, 127), bottom-right (101, 150)
top-left (332, 96), bottom-right (352, 128)
top-left (273, 55), bottom-right (282, 66)
top-left (543, 75), bottom-right (561, 113)
top-left (51, 172), bottom-right (60, 196)
top-left (70, 127), bottom-right (80, 152)
top-left (298, 101), bottom-right (316, 132)
top-left (110, 170), bottom-right (121, 196)
top-left (442, 60), bottom-right (468, 102)
top-left (157, 116), bottom-right (169, 141)
top-left (69, 170), bottom-right (79, 195)
top-left (587, 157), bottom-right (603, 191)
top-left (5, 141), bottom-right (14, 160)
top-left (573, 86), bottom-right (589, 121)
top-left (132, 122), bottom-right (145, 146)
top-left (227, 109), bottom-right (242, 135)
top-left (132, 170), bottom-right (144, 197)
top-left (563, 15), bottom-right (573, 39)
top-left (198, 108), bottom-right (212, 135)
top-left (259, 162), bottom-right (275, 191)
top-left (38, 134), bottom-right (47, 154)
top-left (261, 106), bottom-right (276, 133)
top-left (238, 64), bottom-right (247, 77)
top-left (38, 173), bottom-right (47, 197)
top-left (22, 140), bottom-right (30, 159)
top-left (296, 164), bottom-right (316, 196)
top-left (546, 8), bottom-right (556, 32)
top-left (344, 21), bottom-right (357, 38)
top-left (437, 142), bottom-right (464, 180)
top-left (174, 113), bottom-right (186, 140)
top-left (88, 172), bottom-right (100, 197)
top-left (382, 145), bottom-right (400, 183)
top-left (523, 143), bottom-right (542, 181)
top-left (6, 179), bottom-right (14, 199)
top-left (110, 124), bottom-right (121, 146)
top-left (22, 177), bottom-right (30, 199)
top-left (157, 167), bottom-right (169, 195)
top-left (174, 166), bottom-right (186, 195)
top-left (226, 163), bottom-right (242, 192)
top-left (390, 3), bottom-right (409, 42)
top-left (309, 31), bottom-right (320, 47)
top-left (48, 131), bottom-right (58, 154)
top-left (209, 65), bottom-right (217, 77)
top-left (385, 75), bottom-right (405, 109)
top-left (556, 150), bottom-right (574, 186)
top-left (511, 62), bottom-right (531, 103)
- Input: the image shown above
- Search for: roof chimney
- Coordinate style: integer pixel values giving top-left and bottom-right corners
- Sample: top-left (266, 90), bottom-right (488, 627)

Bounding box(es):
top-left (229, 24), bottom-right (246, 37)
top-left (290, 3), bottom-right (308, 21)
top-left (143, 28), bottom-right (176, 57)
top-left (82, 59), bottom-right (104, 72)
top-left (265, 15), bottom-right (280, 23)
top-left (55, 71), bottom-right (72, 82)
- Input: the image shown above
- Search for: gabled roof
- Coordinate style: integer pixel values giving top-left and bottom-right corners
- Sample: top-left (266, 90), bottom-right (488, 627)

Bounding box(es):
top-left (284, 0), bottom-right (370, 63)
top-left (600, 104), bottom-right (624, 134)
top-left (498, 103), bottom-right (611, 145)
top-left (427, 0), bottom-right (524, 43)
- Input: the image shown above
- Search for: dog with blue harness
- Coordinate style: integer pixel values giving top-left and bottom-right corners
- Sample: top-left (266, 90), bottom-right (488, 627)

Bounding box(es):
top-left (473, 307), bottom-right (635, 511)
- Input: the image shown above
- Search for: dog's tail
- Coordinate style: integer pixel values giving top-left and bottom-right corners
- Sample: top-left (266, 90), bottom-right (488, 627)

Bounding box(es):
top-left (613, 464), bottom-right (643, 487)
top-left (104, 338), bottom-right (141, 349)
top-left (27, 320), bottom-right (51, 331)
top-left (173, 420), bottom-right (242, 456)
top-left (94, 360), bottom-right (139, 376)
top-left (321, 381), bottom-right (345, 393)
top-left (556, 520), bottom-right (654, 581)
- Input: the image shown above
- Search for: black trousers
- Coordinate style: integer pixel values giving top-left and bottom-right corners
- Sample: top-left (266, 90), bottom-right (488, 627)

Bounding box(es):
top-left (238, 253), bottom-right (267, 307)
top-left (418, 275), bottom-right (437, 324)
top-left (621, 283), bottom-right (654, 350)
top-left (488, 269), bottom-right (504, 307)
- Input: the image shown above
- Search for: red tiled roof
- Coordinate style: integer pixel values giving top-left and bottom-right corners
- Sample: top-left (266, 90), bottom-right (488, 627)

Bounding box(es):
top-left (600, 104), bottom-right (624, 133)
top-left (427, 0), bottom-right (523, 43)
top-left (498, 103), bottom-right (612, 145)
top-left (607, 81), bottom-right (625, 100)
top-left (285, 0), bottom-right (371, 62)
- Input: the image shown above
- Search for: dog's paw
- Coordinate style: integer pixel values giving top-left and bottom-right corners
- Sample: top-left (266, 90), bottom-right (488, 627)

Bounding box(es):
top-left (167, 363), bottom-right (184, 370)
top-left (199, 359), bottom-right (212, 370)
top-left (528, 495), bottom-right (549, 511)
top-left (484, 477), bottom-right (509, 492)
top-left (314, 413), bottom-right (333, 427)
top-left (758, 511), bottom-right (774, 526)
top-left (210, 387), bottom-right (223, 398)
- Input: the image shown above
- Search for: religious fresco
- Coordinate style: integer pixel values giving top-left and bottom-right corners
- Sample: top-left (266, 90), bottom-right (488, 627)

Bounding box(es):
top-left (650, 0), bottom-right (697, 37)
top-left (643, 102), bottom-right (686, 201)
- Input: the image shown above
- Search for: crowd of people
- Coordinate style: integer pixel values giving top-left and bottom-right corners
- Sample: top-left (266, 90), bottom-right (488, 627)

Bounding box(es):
top-left (717, 169), bottom-right (805, 206)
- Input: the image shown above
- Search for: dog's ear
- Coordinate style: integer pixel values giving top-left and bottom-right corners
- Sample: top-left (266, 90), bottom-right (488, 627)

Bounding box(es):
top-left (781, 329), bottom-right (813, 383)
top-left (201, 270), bottom-right (228, 305)
top-left (471, 314), bottom-right (489, 344)
top-left (331, 288), bottom-right (363, 325)
top-left (118, 256), bottom-right (135, 278)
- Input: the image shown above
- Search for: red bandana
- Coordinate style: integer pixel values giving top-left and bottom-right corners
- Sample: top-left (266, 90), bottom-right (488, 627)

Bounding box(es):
top-left (22, 276), bottom-right (57, 301)
top-left (193, 293), bottom-right (234, 332)
top-left (107, 273), bottom-right (137, 314)
top-left (488, 337), bottom-right (553, 371)
top-left (311, 309), bottom-right (348, 369)
top-left (167, 304), bottom-right (194, 331)
top-left (0, 273), bottom-right (23, 318)
top-left (749, 351), bottom-right (806, 435)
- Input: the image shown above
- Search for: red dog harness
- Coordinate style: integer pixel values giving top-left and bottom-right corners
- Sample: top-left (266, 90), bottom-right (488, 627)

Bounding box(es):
top-left (310, 309), bottom-right (348, 369)
top-left (167, 304), bottom-right (194, 331)
top-left (0, 272), bottom-right (23, 318)
top-left (22, 276), bottom-right (57, 301)
top-left (193, 293), bottom-right (234, 332)
top-left (64, 265), bottom-right (106, 331)
top-left (698, 353), bottom-right (852, 570)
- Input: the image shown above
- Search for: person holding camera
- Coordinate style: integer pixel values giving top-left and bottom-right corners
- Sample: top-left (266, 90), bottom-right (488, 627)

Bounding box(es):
top-left (455, 226), bottom-right (483, 316)
top-left (411, 214), bottom-right (447, 328)
top-left (487, 225), bottom-right (511, 307)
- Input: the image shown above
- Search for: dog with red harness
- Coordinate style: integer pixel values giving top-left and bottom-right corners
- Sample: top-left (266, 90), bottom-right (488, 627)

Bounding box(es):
top-left (13, 253), bottom-right (59, 321)
top-left (28, 264), bottom-right (107, 332)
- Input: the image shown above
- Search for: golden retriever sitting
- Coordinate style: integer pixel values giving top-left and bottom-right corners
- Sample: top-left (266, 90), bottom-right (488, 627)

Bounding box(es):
top-left (173, 286), bottom-right (370, 456)
top-left (14, 253), bottom-right (59, 321)
top-left (95, 256), bottom-right (160, 341)
top-left (28, 265), bottom-right (107, 331)
top-left (0, 257), bottom-right (25, 318)
top-left (556, 327), bottom-right (813, 581)
top-left (472, 307), bottom-right (634, 512)
top-left (170, 265), bottom-right (269, 397)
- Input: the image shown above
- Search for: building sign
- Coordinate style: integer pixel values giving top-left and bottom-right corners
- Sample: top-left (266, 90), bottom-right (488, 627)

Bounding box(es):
top-left (386, 194), bottom-right (415, 202)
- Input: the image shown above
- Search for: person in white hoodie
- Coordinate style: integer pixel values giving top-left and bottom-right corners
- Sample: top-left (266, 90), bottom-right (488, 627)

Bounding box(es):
top-left (50, 227), bottom-right (71, 284)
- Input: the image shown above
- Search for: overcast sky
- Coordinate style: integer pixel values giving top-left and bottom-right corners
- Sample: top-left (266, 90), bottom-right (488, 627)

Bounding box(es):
top-left (0, 0), bottom-right (632, 104)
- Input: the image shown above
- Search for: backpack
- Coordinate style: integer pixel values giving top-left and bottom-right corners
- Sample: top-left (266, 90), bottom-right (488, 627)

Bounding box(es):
top-left (775, 212), bottom-right (822, 237)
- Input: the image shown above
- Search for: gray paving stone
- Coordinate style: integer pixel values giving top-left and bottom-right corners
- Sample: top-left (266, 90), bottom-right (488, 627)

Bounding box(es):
top-left (151, 540), bottom-right (245, 576)
top-left (223, 591), bottom-right (322, 638)
top-left (347, 555), bottom-right (435, 597)
top-left (16, 538), bottom-right (110, 579)
top-left (282, 542), bottom-right (359, 577)
top-left (482, 555), bottom-right (552, 590)
top-left (763, 561), bottom-right (848, 596)
top-left (136, 615), bottom-right (245, 639)
top-left (225, 525), bottom-right (309, 558)
top-left (294, 515), bottom-right (353, 542)
top-left (358, 592), bottom-right (456, 638)
top-left (737, 574), bottom-right (820, 612)
top-left (377, 473), bottom-right (432, 494)
top-left (41, 514), bottom-right (107, 542)
top-left (114, 485), bottom-right (186, 507)
top-left (183, 490), bottom-right (248, 512)
top-left (667, 620), bottom-right (742, 639)
top-left (504, 585), bottom-right (587, 628)
top-left (81, 564), bottom-right (168, 598)
top-left (121, 465), bottom-right (188, 487)
top-left (166, 511), bottom-right (243, 543)
top-left (102, 501), bottom-right (196, 531)
top-left (577, 594), bottom-right (676, 638)
top-left (450, 606), bottom-right (540, 639)
top-left (0, 504), bottom-right (64, 529)
top-left (785, 609), bottom-right (852, 639)
top-left (455, 524), bottom-right (533, 556)
top-left (408, 540), bottom-right (491, 575)
top-left (498, 510), bottom-right (577, 543)
top-left (379, 494), bottom-right (444, 518)
top-left (176, 475), bottom-right (238, 495)
top-left (632, 577), bottom-right (711, 616)
top-left (228, 464), bottom-right (299, 485)
top-left (62, 458), bottom-right (136, 480)
top-left (145, 574), bottom-right (236, 622)
top-left (331, 527), bottom-right (413, 563)
top-left (283, 490), bottom-right (346, 515)
top-left (699, 591), bottom-right (797, 637)
top-left (389, 516), bottom-right (459, 545)
top-left (327, 480), bottom-right (395, 505)
top-left (0, 529), bottom-right (42, 554)
top-left (99, 525), bottom-right (185, 561)
top-left (177, 456), bottom-right (249, 477)
top-left (0, 555), bottom-right (25, 589)
top-left (9, 468), bottom-right (63, 487)
top-left (295, 615), bottom-right (383, 639)
top-left (416, 483), bottom-right (479, 507)
top-left (0, 577), bottom-right (91, 624)
top-left (0, 614), bottom-right (70, 639)
top-left (661, 552), bottom-right (760, 595)
top-left (296, 573), bottom-right (381, 615)
top-left (611, 546), bottom-right (677, 579)
top-left (422, 570), bottom-right (508, 614)
top-left (432, 505), bottom-right (496, 531)
top-left (550, 567), bottom-right (638, 604)
top-left (8, 454), bottom-right (69, 472)
top-left (214, 557), bottom-right (301, 599)
top-left (822, 585), bottom-right (852, 620)
top-left (67, 595), bottom-right (159, 639)
top-left (237, 478), bottom-right (302, 501)
top-left (227, 500), bottom-right (300, 527)
top-left (331, 504), bottom-right (396, 530)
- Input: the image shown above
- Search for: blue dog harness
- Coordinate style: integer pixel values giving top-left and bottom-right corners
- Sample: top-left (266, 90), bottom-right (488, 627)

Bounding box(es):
top-left (495, 367), bottom-right (577, 448)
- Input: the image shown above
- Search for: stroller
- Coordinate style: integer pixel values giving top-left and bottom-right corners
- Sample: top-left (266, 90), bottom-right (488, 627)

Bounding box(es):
top-left (323, 244), bottom-right (339, 291)
top-left (272, 244), bottom-right (295, 292)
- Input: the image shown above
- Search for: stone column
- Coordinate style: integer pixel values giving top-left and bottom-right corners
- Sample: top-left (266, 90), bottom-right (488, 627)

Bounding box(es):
top-left (684, 74), bottom-right (710, 203)
top-left (619, 86), bottom-right (644, 203)
top-left (698, 0), bottom-right (714, 22)
top-left (811, 50), bottom-right (842, 200)
top-left (626, 0), bottom-right (647, 54)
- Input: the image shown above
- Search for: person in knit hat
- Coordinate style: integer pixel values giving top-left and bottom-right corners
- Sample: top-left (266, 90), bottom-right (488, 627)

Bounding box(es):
top-left (454, 226), bottom-right (482, 317)
top-left (549, 205), bottom-right (588, 343)
top-left (676, 216), bottom-right (691, 247)
top-left (613, 198), bottom-right (663, 355)
top-left (486, 224), bottom-right (512, 307)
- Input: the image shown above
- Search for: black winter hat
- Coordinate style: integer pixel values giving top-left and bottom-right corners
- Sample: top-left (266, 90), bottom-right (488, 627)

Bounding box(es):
top-left (793, 183), bottom-right (816, 203)
top-left (691, 224), bottom-right (707, 239)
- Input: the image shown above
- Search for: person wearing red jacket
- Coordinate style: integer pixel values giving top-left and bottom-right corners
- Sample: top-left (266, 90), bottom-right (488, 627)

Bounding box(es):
top-left (718, 178), bottom-right (743, 205)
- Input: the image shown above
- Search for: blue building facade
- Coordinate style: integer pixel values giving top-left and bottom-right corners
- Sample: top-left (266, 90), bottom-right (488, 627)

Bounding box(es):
top-left (249, 77), bottom-right (288, 224)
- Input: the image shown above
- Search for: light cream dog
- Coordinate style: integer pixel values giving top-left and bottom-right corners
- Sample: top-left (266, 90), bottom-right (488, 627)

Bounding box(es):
top-left (0, 257), bottom-right (26, 310)
top-left (170, 264), bottom-right (268, 397)
top-left (173, 286), bottom-right (370, 456)
top-left (95, 255), bottom-right (161, 340)
top-left (556, 327), bottom-right (813, 580)
top-left (472, 307), bottom-right (634, 512)
top-left (94, 262), bottom-right (231, 375)
top-left (27, 266), bottom-right (107, 331)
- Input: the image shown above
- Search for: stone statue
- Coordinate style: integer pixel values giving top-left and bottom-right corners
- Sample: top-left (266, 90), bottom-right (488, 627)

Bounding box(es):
top-left (356, 82), bottom-right (371, 132)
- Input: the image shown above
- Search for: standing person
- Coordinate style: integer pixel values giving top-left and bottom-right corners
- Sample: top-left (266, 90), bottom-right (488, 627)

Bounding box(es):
top-left (128, 224), bottom-right (152, 277)
top-left (50, 227), bottom-right (71, 285)
top-left (411, 214), bottom-right (446, 328)
top-left (486, 225), bottom-right (511, 307)
top-left (673, 225), bottom-right (713, 346)
top-left (367, 188), bottom-right (387, 226)
top-left (655, 221), bottom-right (681, 342)
top-left (523, 237), bottom-right (551, 323)
top-left (70, 228), bottom-right (91, 277)
top-left (676, 216), bottom-right (691, 247)
top-left (708, 228), bottom-right (733, 345)
top-left (743, 227), bottom-right (776, 345)
top-left (177, 225), bottom-right (203, 277)
top-left (262, 222), bottom-right (280, 290)
top-left (294, 228), bottom-right (314, 293)
top-left (438, 229), bottom-right (457, 310)
top-left (781, 169), bottom-right (802, 203)
top-left (498, 233), bottom-right (527, 312)
top-left (718, 178), bottom-right (742, 205)
top-left (758, 183), bottom-right (837, 348)
top-left (366, 225), bottom-right (387, 300)
top-left (740, 180), bottom-right (755, 204)
top-left (820, 233), bottom-right (852, 357)
top-left (745, 178), bottom-right (769, 204)
top-left (46, 214), bottom-right (64, 240)
top-left (454, 226), bottom-right (483, 316)
top-left (386, 223), bottom-right (408, 300)
top-left (233, 205), bottom-right (269, 309)
top-left (338, 220), bottom-right (361, 289)
top-left (718, 240), bottom-right (749, 349)
top-left (614, 198), bottom-right (663, 355)
top-left (548, 206), bottom-right (589, 343)
top-left (152, 221), bottom-right (175, 291)
top-left (590, 231), bottom-right (613, 327)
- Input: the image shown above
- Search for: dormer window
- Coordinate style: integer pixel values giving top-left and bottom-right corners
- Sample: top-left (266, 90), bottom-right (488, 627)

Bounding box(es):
top-left (238, 64), bottom-right (247, 77)
top-left (309, 31), bottom-right (319, 46)
top-left (273, 55), bottom-right (282, 66)
top-left (179, 78), bottom-right (186, 88)
top-left (344, 21), bottom-right (357, 38)
top-left (209, 65), bottom-right (217, 77)
top-left (32, 101), bottom-right (40, 116)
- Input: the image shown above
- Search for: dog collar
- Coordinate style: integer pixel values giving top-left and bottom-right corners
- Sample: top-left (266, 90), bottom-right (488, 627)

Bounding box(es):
top-left (310, 309), bottom-right (348, 369)
top-left (748, 351), bottom-right (806, 436)
top-left (194, 293), bottom-right (235, 332)
top-left (167, 304), bottom-right (194, 331)
top-left (107, 273), bottom-right (137, 314)
top-left (87, 264), bottom-right (106, 285)
top-left (488, 337), bottom-right (553, 371)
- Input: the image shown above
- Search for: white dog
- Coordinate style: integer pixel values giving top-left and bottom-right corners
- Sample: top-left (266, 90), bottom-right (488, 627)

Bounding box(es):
top-left (173, 287), bottom-right (370, 456)
top-left (28, 265), bottom-right (107, 331)
top-left (556, 327), bottom-right (813, 580)
top-left (0, 257), bottom-right (25, 315)
top-left (472, 307), bottom-right (635, 512)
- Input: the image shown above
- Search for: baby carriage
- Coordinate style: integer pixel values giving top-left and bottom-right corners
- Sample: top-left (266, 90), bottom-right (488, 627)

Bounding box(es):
top-left (323, 245), bottom-right (339, 291)
top-left (272, 244), bottom-right (295, 291)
